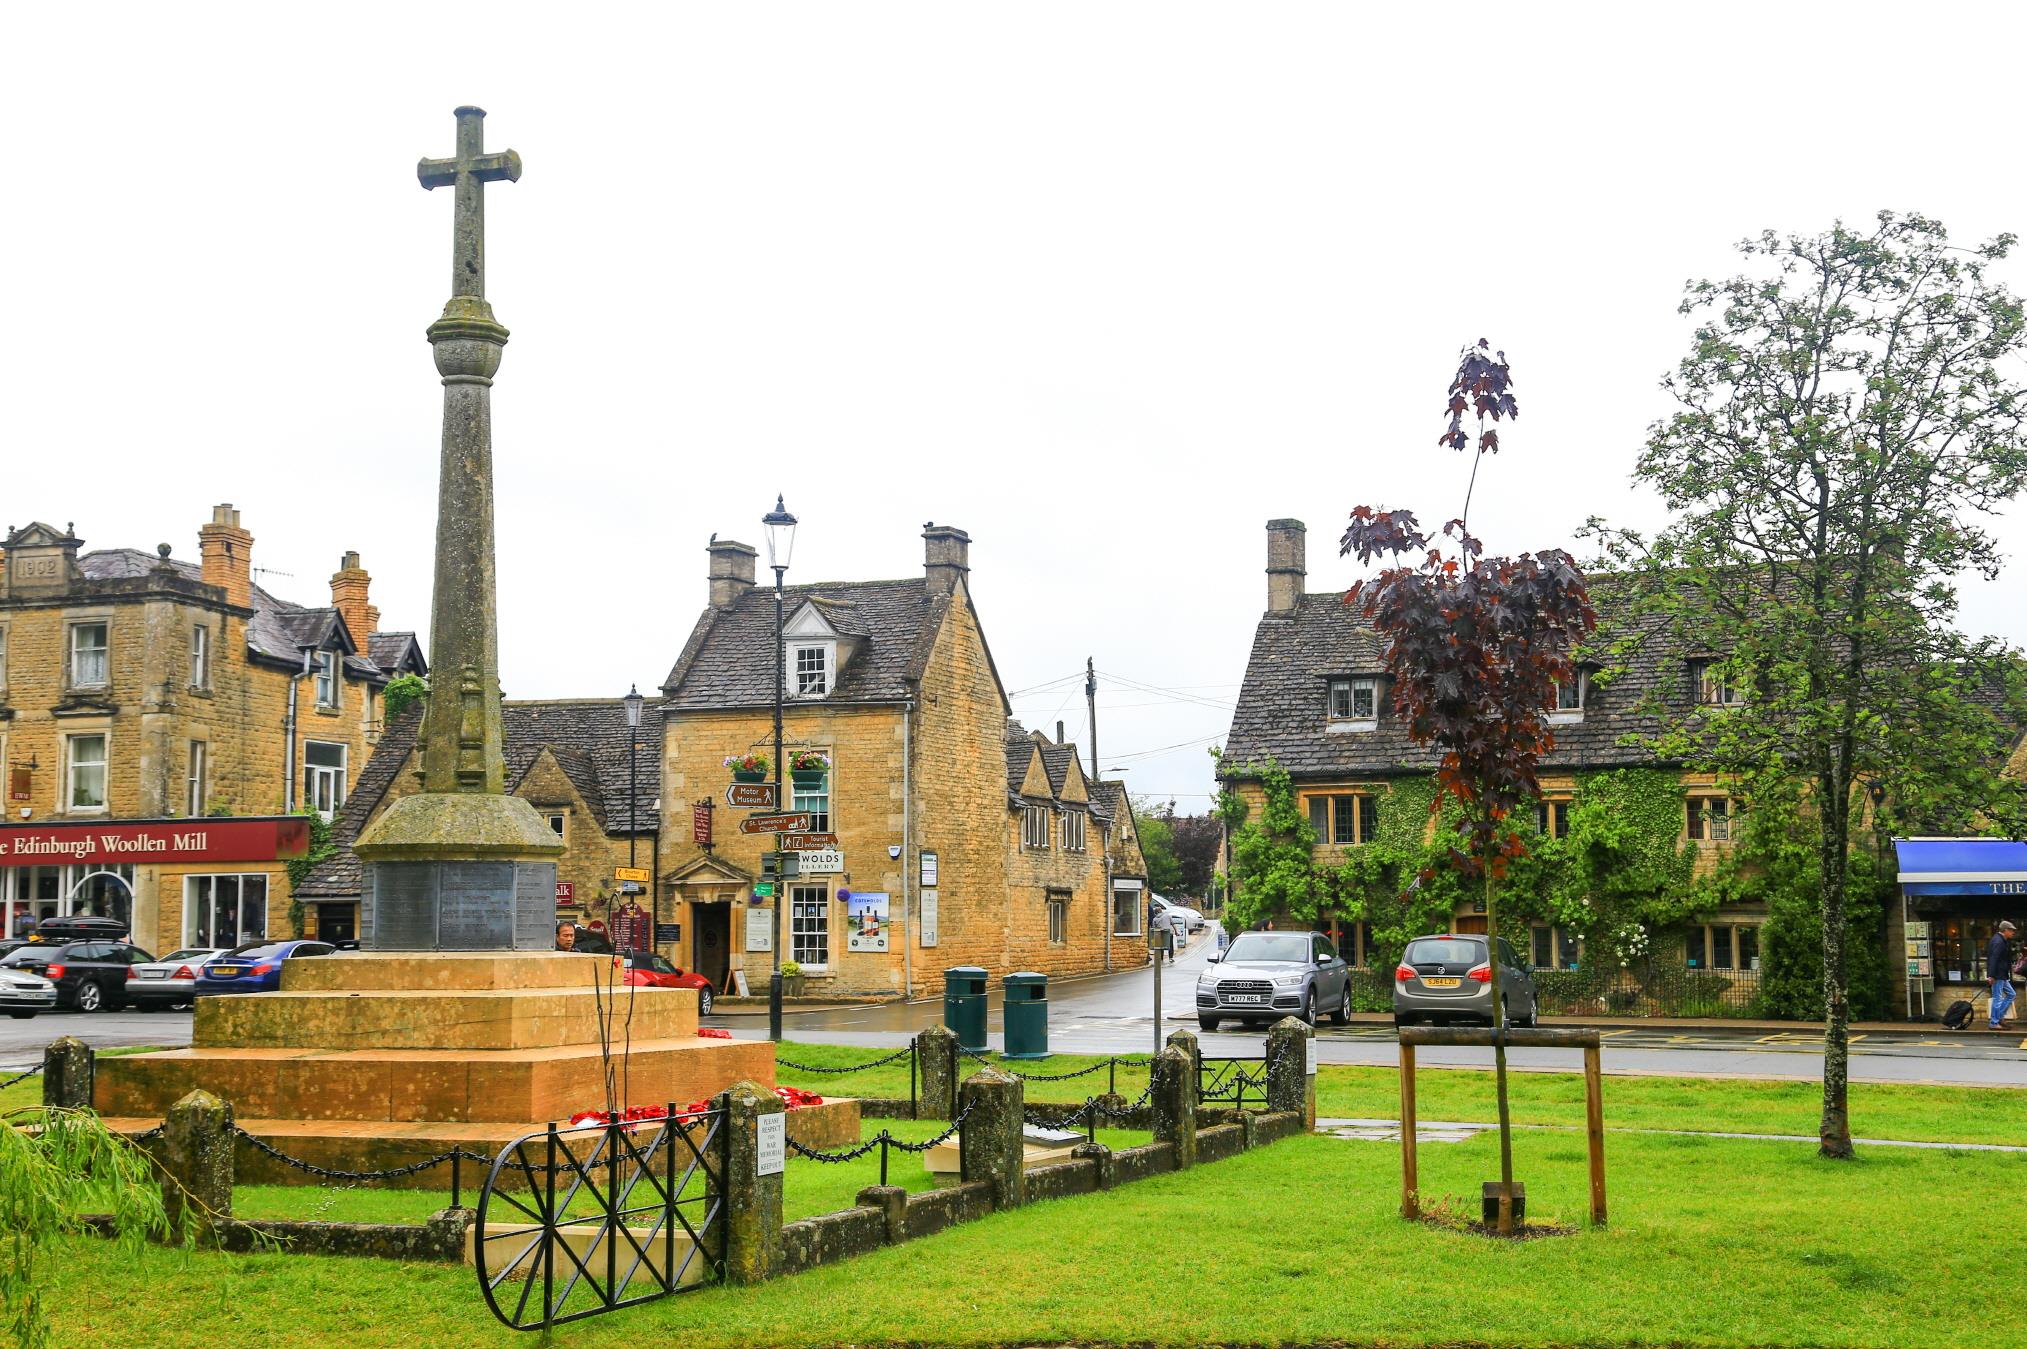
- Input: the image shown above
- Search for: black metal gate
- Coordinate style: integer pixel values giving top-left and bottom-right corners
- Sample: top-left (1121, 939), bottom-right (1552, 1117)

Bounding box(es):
top-left (474, 1107), bottom-right (727, 1330)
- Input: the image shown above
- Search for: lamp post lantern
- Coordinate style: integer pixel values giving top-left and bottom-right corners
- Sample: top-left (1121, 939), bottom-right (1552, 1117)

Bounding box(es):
top-left (763, 494), bottom-right (798, 1042)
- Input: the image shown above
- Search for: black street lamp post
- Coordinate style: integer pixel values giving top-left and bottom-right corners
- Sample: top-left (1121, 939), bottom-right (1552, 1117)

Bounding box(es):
top-left (763, 494), bottom-right (798, 1042)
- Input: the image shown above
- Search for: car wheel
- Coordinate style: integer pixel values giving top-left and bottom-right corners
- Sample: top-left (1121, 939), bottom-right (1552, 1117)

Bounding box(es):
top-left (1198, 1016), bottom-right (1220, 1032)
top-left (697, 988), bottom-right (713, 1017)
top-left (1331, 985), bottom-right (1352, 1026)
top-left (75, 982), bottom-right (103, 1013)
top-left (1299, 990), bottom-right (1316, 1026)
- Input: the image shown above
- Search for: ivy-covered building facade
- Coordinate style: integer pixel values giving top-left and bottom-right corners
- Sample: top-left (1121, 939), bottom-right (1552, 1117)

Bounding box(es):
top-left (1218, 518), bottom-right (1908, 1018)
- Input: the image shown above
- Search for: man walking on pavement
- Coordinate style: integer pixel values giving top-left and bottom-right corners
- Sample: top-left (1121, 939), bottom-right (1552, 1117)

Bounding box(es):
top-left (1987, 920), bottom-right (2016, 1030)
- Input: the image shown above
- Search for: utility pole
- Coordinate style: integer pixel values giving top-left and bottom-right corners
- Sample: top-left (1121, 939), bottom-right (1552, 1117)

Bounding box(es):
top-left (1085, 657), bottom-right (1098, 782)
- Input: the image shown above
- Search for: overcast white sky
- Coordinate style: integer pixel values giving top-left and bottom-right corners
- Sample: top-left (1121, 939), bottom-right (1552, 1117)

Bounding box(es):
top-left (5, 3), bottom-right (2024, 811)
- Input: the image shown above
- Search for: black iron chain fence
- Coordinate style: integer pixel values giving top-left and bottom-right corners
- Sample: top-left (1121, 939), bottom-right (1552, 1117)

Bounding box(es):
top-left (775, 1044), bottom-right (917, 1075)
top-left (785, 1101), bottom-right (975, 1186)
top-left (0, 1063), bottom-right (43, 1091)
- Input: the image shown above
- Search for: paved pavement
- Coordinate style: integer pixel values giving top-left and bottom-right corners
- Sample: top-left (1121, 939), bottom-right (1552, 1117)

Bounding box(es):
top-left (7, 933), bottom-right (2023, 1087)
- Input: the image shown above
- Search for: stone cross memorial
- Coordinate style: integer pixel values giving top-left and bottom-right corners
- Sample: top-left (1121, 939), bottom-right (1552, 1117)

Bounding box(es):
top-left (353, 106), bottom-right (563, 950)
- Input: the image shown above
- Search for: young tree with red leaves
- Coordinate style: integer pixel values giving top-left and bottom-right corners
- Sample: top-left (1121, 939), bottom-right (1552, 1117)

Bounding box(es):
top-left (1342, 341), bottom-right (1596, 1231)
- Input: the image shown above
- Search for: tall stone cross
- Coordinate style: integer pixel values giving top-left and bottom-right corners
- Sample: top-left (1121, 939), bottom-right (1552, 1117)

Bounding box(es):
top-left (355, 106), bottom-right (560, 952)
top-left (418, 105), bottom-right (522, 300)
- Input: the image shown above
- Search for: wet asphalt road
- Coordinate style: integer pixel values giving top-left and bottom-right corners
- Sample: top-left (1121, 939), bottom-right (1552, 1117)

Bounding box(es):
top-left (6, 931), bottom-right (2023, 1087)
top-left (716, 928), bottom-right (2027, 1089)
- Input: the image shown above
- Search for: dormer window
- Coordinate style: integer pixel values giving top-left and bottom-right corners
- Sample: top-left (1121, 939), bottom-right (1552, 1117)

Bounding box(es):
top-left (1690, 660), bottom-right (1744, 707)
top-left (1548, 670), bottom-right (1588, 723)
top-left (792, 643), bottom-right (831, 698)
top-left (313, 650), bottom-right (338, 709)
top-left (1327, 677), bottom-right (1380, 731)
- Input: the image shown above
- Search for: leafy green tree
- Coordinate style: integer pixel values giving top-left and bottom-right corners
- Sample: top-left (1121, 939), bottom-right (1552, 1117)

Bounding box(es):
top-left (1602, 212), bottom-right (2027, 1157)
top-left (1170, 814), bottom-right (1223, 897)
top-left (381, 672), bottom-right (428, 723)
top-left (1133, 804), bottom-right (1182, 895)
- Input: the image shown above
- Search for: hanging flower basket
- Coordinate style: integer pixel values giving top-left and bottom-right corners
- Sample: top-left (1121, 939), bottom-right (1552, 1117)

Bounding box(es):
top-left (790, 750), bottom-right (830, 790)
top-left (724, 752), bottom-right (770, 782)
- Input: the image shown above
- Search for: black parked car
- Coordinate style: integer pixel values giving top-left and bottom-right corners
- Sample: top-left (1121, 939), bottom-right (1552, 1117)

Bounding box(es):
top-left (1, 939), bottom-right (155, 1012)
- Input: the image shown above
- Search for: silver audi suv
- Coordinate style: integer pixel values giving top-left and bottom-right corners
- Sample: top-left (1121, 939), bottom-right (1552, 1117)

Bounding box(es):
top-left (1197, 929), bottom-right (1351, 1030)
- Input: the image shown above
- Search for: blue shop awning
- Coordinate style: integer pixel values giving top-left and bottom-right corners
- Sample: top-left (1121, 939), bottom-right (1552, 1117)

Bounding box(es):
top-left (1895, 838), bottom-right (2027, 897)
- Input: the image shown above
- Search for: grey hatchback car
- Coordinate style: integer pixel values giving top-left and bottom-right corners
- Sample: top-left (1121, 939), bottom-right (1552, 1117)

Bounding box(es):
top-left (1392, 934), bottom-right (1538, 1028)
top-left (1197, 930), bottom-right (1351, 1030)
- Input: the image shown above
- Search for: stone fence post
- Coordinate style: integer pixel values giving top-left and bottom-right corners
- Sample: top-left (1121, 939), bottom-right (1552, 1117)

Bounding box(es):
top-left (1265, 1016), bottom-right (1315, 1128)
top-left (958, 1067), bottom-right (1024, 1209)
top-left (1149, 1045), bottom-right (1198, 1169)
top-left (42, 1036), bottom-right (94, 1109)
top-left (717, 1080), bottom-right (785, 1285)
top-left (1164, 1026), bottom-right (1199, 1069)
top-left (915, 1025), bottom-right (959, 1120)
top-left (160, 1089), bottom-right (234, 1243)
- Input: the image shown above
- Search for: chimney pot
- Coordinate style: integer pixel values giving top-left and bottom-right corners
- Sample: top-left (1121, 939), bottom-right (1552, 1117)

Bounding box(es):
top-left (330, 551), bottom-right (373, 642)
top-left (198, 503), bottom-right (254, 610)
top-left (707, 537), bottom-right (759, 607)
top-left (1266, 518), bottom-right (1306, 614)
top-left (923, 524), bottom-right (971, 596)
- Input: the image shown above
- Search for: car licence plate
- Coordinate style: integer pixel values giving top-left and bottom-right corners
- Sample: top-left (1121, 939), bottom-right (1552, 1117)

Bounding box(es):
top-left (139, 970), bottom-right (167, 978)
top-left (210, 967), bottom-right (243, 978)
top-left (1227, 994), bottom-right (1266, 1004)
top-left (1420, 977), bottom-right (1461, 988)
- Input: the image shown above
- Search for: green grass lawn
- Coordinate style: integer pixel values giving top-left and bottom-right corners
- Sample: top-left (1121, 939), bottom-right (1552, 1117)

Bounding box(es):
top-left (47, 1126), bottom-right (1997, 1348)
top-left (231, 1117), bottom-right (1152, 1227)
top-left (775, 1040), bottom-right (2027, 1147)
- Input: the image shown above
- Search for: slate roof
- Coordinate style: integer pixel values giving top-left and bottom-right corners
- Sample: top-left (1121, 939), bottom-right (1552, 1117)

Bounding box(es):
top-left (368, 632), bottom-right (428, 677)
top-left (1221, 578), bottom-right (1685, 781)
top-left (77, 549), bottom-right (409, 684)
top-left (1003, 726), bottom-right (1104, 814)
top-left (662, 578), bottom-right (949, 709)
top-left (296, 698), bottom-right (667, 899)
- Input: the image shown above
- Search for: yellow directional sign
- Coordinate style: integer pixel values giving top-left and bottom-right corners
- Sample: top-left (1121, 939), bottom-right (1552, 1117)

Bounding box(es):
top-left (614, 867), bottom-right (651, 884)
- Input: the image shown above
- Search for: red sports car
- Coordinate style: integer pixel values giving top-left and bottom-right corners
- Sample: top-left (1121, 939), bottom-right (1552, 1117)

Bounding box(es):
top-left (622, 950), bottom-right (715, 1016)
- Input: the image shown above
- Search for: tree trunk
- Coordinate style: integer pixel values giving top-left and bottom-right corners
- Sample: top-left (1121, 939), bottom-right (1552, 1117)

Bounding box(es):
top-left (1818, 778), bottom-right (1855, 1160)
top-left (1483, 861), bottom-right (1517, 1231)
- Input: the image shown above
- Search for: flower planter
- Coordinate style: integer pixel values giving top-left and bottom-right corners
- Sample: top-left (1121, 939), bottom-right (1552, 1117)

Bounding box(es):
top-left (791, 770), bottom-right (827, 790)
top-left (732, 770), bottom-right (767, 783)
top-left (782, 975), bottom-right (807, 998)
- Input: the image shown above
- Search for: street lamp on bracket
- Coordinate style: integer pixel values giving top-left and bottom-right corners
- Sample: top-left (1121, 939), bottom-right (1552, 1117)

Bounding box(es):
top-left (763, 494), bottom-right (798, 1043)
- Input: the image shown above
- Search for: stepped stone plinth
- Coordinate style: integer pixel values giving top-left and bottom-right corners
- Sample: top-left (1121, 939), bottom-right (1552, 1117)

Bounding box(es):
top-left (97, 950), bottom-right (834, 1182)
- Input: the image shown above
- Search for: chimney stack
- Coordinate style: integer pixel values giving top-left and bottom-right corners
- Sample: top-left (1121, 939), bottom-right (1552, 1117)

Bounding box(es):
top-left (707, 537), bottom-right (758, 607)
top-left (1056, 720), bottom-right (1065, 743)
top-left (331, 550), bottom-right (373, 642)
top-left (198, 504), bottom-right (254, 610)
top-left (1266, 518), bottom-right (1306, 614)
top-left (923, 523), bottom-right (970, 597)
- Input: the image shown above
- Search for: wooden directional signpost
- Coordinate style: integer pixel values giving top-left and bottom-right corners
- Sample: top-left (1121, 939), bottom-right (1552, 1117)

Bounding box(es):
top-left (726, 782), bottom-right (777, 808)
top-left (776, 832), bottom-right (837, 851)
top-left (737, 812), bottom-right (814, 836)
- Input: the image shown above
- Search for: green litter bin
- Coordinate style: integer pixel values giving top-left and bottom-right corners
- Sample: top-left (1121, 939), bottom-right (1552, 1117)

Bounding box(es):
top-left (1002, 971), bottom-right (1049, 1059)
top-left (943, 966), bottom-right (989, 1051)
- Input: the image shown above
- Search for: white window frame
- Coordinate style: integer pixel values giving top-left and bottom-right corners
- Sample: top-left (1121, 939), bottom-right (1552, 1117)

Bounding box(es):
top-left (68, 621), bottom-right (108, 689)
top-left (789, 883), bottom-right (830, 971)
top-left (183, 873), bottom-right (270, 949)
top-left (1692, 660), bottom-right (1744, 707)
top-left (792, 762), bottom-right (832, 833)
top-left (304, 740), bottom-right (347, 820)
top-left (1022, 803), bottom-right (1050, 850)
top-left (1048, 893), bottom-right (1068, 945)
top-left (1112, 886), bottom-right (1143, 937)
top-left (546, 811), bottom-right (567, 842)
top-left (190, 623), bottom-right (211, 690)
top-left (313, 650), bottom-right (339, 709)
top-left (1327, 677), bottom-right (1380, 731)
top-left (65, 732), bottom-right (108, 813)
top-left (1062, 810), bottom-right (1086, 852)
top-left (186, 740), bottom-right (208, 817)
top-left (790, 643), bottom-right (831, 699)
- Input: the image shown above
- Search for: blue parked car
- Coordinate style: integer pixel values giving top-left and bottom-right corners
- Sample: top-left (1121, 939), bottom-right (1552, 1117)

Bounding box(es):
top-left (193, 939), bottom-right (336, 995)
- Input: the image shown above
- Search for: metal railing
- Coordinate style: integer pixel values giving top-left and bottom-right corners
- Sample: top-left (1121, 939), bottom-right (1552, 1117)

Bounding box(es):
top-left (473, 1107), bottom-right (727, 1331)
top-left (776, 1042), bottom-right (919, 1116)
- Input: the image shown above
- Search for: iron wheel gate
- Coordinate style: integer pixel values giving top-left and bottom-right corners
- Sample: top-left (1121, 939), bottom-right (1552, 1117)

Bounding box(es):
top-left (474, 1107), bottom-right (728, 1330)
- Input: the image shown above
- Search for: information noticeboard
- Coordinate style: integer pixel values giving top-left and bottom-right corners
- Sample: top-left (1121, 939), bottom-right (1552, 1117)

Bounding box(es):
top-left (919, 889), bottom-right (939, 947)
top-left (745, 906), bottom-right (773, 952)
top-left (920, 851), bottom-right (939, 888)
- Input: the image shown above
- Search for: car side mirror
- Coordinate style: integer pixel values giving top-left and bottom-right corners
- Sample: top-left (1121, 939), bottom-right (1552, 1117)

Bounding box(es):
top-left (1315, 953), bottom-right (1329, 965)
top-left (1207, 951), bottom-right (1221, 963)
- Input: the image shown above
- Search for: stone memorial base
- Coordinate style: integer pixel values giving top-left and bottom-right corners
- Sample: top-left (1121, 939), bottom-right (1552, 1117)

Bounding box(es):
top-left (98, 951), bottom-right (789, 1185)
